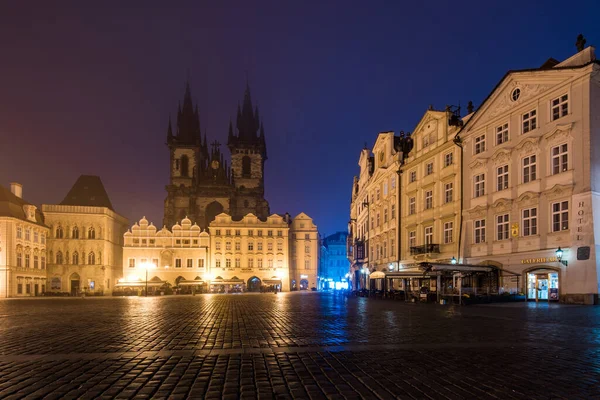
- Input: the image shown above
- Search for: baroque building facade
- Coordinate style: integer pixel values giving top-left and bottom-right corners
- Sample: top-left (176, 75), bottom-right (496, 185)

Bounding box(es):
top-left (460, 45), bottom-right (600, 304)
top-left (348, 40), bottom-right (600, 304)
top-left (42, 175), bottom-right (129, 295)
top-left (0, 183), bottom-right (49, 297)
top-left (163, 83), bottom-right (270, 230)
top-left (120, 212), bottom-right (318, 293)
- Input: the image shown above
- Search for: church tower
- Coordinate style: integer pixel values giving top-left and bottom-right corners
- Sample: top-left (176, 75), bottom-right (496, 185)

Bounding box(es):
top-left (163, 82), bottom-right (207, 228)
top-left (227, 84), bottom-right (270, 220)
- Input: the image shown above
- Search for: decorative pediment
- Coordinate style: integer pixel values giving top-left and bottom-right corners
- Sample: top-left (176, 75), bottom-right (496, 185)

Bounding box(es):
top-left (543, 184), bottom-right (574, 201)
top-left (514, 136), bottom-right (541, 154)
top-left (467, 205), bottom-right (488, 219)
top-left (468, 158), bottom-right (488, 170)
top-left (491, 148), bottom-right (512, 165)
top-left (489, 82), bottom-right (554, 118)
top-left (544, 123), bottom-right (573, 144)
top-left (517, 191), bottom-right (540, 206)
top-left (492, 198), bottom-right (513, 212)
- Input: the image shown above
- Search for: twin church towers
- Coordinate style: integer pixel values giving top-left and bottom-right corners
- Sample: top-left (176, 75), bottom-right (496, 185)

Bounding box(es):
top-left (163, 83), bottom-right (270, 229)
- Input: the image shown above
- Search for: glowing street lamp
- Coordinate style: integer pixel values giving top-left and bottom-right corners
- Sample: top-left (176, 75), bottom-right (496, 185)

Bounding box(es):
top-left (556, 247), bottom-right (568, 266)
top-left (139, 262), bottom-right (156, 297)
top-left (451, 257), bottom-right (457, 265)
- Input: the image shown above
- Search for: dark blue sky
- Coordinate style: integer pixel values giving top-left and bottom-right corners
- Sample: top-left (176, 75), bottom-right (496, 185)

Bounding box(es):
top-left (1, 1), bottom-right (598, 235)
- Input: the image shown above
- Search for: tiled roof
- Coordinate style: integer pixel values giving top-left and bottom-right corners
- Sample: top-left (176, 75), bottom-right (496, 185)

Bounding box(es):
top-left (60, 175), bottom-right (114, 210)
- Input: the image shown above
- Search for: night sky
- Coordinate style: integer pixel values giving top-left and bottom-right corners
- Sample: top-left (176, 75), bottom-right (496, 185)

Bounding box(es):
top-left (1, 1), bottom-right (599, 236)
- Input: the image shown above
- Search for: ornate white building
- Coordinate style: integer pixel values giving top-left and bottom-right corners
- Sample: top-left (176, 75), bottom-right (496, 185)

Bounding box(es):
top-left (43, 175), bottom-right (129, 295)
top-left (0, 183), bottom-right (49, 297)
top-left (120, 212), bottom-right (318, 293)
top-left (459, 45), bottom-right (600, 303)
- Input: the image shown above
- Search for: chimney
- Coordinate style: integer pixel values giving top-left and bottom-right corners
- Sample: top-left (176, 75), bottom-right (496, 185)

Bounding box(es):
top-left (10, 182), bottom-right (22, 199)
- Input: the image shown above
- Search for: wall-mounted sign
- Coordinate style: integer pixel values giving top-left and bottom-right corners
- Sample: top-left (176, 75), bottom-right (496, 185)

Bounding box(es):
top-left (577, 246), bottom-right (591, 260)
top-left (511, 223), bottom-right (519, 238)
top-left (300, 274), bottom-right (308, 279)
top-left (521, 257), bottom-right (557, 264)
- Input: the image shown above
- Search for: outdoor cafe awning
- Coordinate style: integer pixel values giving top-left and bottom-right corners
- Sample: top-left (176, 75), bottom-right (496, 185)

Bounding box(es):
top-left (178, 280), bottom-right (205, 286)
top-left (115, 280), bottom-right (166, 288)
top-left (263, 279), bottom-right (282, 285)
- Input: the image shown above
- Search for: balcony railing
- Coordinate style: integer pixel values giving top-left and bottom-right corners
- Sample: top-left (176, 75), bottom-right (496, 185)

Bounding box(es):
top-left (410, 244), bottom-right (440, 256)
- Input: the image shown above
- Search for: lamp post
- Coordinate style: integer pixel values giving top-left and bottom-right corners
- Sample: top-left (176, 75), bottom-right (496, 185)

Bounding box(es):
top-left (451, 257), bottom-right (457, 265)
top-left (140, 262), bottom-right (156, 297)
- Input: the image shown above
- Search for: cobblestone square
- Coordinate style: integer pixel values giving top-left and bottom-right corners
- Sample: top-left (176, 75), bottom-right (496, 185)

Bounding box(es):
top-left (1, 293), bottom-right (600, 399)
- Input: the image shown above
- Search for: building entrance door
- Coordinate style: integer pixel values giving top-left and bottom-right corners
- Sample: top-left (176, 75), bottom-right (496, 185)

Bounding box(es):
top-left (34, 284), bottom-right (39, 296)
top-left (71, 280), bottom-right (80, 296)
top-left (527, 270), bottom-right (559, 302)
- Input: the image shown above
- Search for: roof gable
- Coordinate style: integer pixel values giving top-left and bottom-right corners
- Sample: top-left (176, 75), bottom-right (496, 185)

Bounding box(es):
top-left (0, 184), bottom-right (47, 226)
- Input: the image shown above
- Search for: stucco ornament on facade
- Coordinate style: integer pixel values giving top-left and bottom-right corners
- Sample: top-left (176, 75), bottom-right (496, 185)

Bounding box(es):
top-left (489, 82), bottom-right (553, 118)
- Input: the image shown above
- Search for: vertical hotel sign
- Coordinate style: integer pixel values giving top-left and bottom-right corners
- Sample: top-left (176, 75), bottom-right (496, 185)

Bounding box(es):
top-left (571, 193), bottom-right (592, 246)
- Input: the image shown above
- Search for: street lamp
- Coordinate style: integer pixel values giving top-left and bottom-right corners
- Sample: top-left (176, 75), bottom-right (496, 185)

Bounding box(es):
top-left (451, 257), bottom-right (457, 265)
top-left (556, 247), bottom-right (568, 266)
top-left (139, 262), bottom-right (156, 297)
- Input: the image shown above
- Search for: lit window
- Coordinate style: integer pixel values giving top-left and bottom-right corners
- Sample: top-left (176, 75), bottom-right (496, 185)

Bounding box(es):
top-left (552, 201), bottom-right (569, 232)
top-left (551, 94), bottom-right (568, 121)
top-left (551, 144), bottom-right (568, 175)
top-left (496, 123), bottom-right (508, 145)
top-left (522, 109), bottom-right (537, 133)
top-left (522, 155), bottom-right (537, 183)
top-left (497, 165), bottom-right (509, 191)
top-left (522, 208), bottom-right (538, 236)
top-left (496, 214), bottom-right (509, 241)
top-left (474, 219), bottom-right (486, 244)
top-left (474, 135), bottom-right (486, 154)
top-left (474, 174), bottom-right (485, 197)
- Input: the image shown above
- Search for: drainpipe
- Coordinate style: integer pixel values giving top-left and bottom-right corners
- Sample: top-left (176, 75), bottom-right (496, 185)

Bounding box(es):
top-left (453, 135), bottom-right (464, 262)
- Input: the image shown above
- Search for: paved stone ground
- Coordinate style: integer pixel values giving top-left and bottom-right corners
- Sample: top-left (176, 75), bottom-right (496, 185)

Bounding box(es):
top-left (1, 293), bottom-right (600, 399)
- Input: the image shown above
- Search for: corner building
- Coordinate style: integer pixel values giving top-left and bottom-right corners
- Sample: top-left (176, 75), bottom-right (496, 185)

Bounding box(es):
top-left (459, 46), bottom-right (600, 304)
top-left (0, 183), bottom-right (49, 297)
top-left (43, 175), bottom-right (129, 295)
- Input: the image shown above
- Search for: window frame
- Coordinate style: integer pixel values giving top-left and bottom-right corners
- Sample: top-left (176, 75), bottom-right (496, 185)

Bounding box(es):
top-left (551, 94), bottom-right (569, 121)
top-left (551, 201), bottom-right (569, 232)
top-left (496, 165), bottom-right (509, 191)
top-left (474, 134), bottom-right (486, 154)
top-left (496, 214), bottom-right (509, 241)
top-left (522, 207), bottom-right (538, 236)
top-left (474, 173), bottom-right (485, 198)
top-left (551, 143), bottom-right (568, 175)
top-left (495, 123), bottom-right (509, 145)
top-left (522, 155), bottom-right (537, 184)
top-left (522, 109), bottom-right (537, 134)
top-left (474, 219), bottom-right (486, 244)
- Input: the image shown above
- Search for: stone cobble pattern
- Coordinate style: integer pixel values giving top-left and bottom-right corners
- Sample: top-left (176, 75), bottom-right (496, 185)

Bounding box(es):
top-left (1, 293), bottom-right (600, 398)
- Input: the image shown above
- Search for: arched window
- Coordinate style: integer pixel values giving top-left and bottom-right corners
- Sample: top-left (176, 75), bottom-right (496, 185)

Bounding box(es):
top-left (242, 156), bottom-right (251, 178)
top-left (72, 251), bottom-right (79, 265)
top-left (56, 226), bottom-right (64, 239)
top-left (88, 227), bottom-right (95, 239)
top-left (180, 155), bottom-right (189, 177)
top-left (56, 251), bottom-right (63, 264)
top-left (72, 226), bottom-right (79, 239)
top-left (88, 252), bottom-right (95, 265)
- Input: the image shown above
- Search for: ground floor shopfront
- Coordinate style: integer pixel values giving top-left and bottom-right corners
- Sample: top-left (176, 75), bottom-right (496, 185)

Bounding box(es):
top-left (466, 247), bottom-right (599, 305)
top-left (115, 270), bottom-right (288, 295)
